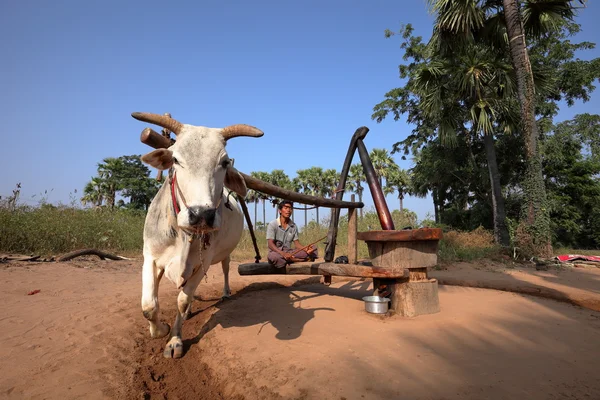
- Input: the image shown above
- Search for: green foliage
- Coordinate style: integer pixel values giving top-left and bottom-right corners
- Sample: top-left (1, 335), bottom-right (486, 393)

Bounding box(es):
top-left (82, 155), bottom-right (160, 210)
top-left (0, 205), bottom-right (145, 256)
top-left (543, 114), bottom-right (600, 248)
top-left (373, 2), bottom-right (600, 254)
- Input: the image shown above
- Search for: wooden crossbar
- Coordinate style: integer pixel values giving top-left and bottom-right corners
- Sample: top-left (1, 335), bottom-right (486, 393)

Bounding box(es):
top-left (238, 261), bottom-right (406, 279)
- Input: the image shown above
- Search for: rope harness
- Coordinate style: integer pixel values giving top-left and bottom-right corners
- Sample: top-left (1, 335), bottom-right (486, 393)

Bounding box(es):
top-left (168, 169), bottom-right (224, 246)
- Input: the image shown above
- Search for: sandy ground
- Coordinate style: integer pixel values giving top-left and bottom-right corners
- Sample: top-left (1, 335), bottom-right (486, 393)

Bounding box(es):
top-left (1, 258), bottom-right (599, 399)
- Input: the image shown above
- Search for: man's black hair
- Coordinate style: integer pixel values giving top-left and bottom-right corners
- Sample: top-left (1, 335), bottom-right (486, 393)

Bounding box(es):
top-left (278, 200), bottom-right (294, 210)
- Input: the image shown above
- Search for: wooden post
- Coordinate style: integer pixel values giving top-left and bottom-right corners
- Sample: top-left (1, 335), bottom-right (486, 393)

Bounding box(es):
top-left (348, 194), bottom-right (357, 264)
top-left (358, 229), bottom-right (442, 317)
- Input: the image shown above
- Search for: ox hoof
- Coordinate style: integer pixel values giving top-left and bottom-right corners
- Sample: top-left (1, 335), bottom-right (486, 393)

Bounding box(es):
top-left (150, 322), bottom-right (170, 339)
top-left (164, 337), bottom-right (184, 359)
top-left (222, 290), bottom-right (232, 299)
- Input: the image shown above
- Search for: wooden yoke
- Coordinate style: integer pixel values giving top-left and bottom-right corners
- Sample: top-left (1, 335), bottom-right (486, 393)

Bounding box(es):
top-left (139, 124), bottom-right (364, 209)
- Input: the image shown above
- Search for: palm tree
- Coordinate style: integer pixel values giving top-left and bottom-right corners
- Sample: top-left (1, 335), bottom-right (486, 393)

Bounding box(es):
top-left (251, 171), bottom-right (270, 227)
top-left (304, 167), bottom-right (325, 225)
top-left (245, 188), bottom-right (261, 228)
top-left (369, 148), bottom-right (395, 187)
top-left (269, 169), bottom-right (292, 219)
top-left (385, 166), bottom-right (412, 212)
top-left (97, 157), bottom-right (124, 208)
top-left (322, 168), bottom-right (340, 222)
top-left (347, 164), bottom-right (366, 219)
top-left (294, 169), bottom-right (312, 227)
top-left (427, 0), bottom-right (579, 254)
top-left (410, 42), bottom-right (516, 246)
top-left (81, 177), bottom-right (105, 207)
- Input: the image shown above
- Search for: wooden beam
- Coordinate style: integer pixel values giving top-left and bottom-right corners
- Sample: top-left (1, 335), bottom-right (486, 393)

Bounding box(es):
top-left (357, 228), bottom-right (443, 242)
top-left (140, 127), bottom-right (172, 149)
top-left (240, 172), bottom-right (364, 209)
top-left (324, 127), bottom-right (369, 261)
top-left (347, 195), bottom-right (357, 264)
top-left (238, 261), bottom-right (406, 278)
top-left (139, 129), bottom-right (364, 210)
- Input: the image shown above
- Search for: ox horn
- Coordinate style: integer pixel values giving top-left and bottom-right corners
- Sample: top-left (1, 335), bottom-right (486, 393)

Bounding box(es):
top-left (131, 112), bottom-right (183, 135)
top-left (221, 124), bottom-right (264, 140)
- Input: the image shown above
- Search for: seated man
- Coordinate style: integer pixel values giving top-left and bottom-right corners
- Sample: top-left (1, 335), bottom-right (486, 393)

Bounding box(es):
top-left (267, 200), bottom-right (318, 268)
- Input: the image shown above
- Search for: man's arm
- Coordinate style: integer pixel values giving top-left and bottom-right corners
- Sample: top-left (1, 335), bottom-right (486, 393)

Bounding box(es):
top-left (268, 239), bottom-right (290, 258)
top-left (293, 239), bottom-right (315, 254)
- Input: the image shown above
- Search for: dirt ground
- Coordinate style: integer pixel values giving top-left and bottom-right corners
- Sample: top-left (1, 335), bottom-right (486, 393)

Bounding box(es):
top-left (1, 258), bottom-right (600, 400)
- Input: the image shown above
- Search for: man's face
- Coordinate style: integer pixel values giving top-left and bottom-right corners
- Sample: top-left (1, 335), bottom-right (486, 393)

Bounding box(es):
top-left (280, 204), bottom-right (293, 218)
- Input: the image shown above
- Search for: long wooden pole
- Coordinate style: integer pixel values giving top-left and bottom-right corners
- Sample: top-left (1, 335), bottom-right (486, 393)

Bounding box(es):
top-left (289, 235), bottom-right (328, 257)
top-left (348, 194), bottom-right (357, 264)
top-left (357, 139), bottom-right (395, 230)
top-left (324, 127), bottom-right (369, 262)
top-left (239, 172), bottom-right (363, 209)
top-left (139, 127), bottom-right (365, 210)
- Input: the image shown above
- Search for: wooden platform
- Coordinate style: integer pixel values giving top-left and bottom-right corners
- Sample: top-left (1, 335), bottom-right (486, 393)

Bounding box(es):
top-left (238, 261), bottom-right (407, 279)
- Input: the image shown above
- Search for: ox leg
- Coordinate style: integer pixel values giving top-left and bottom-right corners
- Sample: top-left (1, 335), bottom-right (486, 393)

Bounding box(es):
top-left (141, 257), bottom-right (170, 339)
top-left (164, 269), bottom-right (205, 359)
top-left (222, 255), bottom-right (232, 298)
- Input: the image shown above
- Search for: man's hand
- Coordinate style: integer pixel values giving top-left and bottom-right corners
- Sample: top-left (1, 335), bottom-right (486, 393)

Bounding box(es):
top-left (282, 252), bottom-right (293, 261)
top-left (306, 245), bottom-right (316, 255)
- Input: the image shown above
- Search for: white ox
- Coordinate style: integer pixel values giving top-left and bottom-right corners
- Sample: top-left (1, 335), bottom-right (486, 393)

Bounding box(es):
top-left (132, 112), bottom-right (263, 358)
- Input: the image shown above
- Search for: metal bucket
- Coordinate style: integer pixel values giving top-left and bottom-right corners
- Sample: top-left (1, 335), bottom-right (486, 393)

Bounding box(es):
top-left (362, 296), bottom-right (391, 314)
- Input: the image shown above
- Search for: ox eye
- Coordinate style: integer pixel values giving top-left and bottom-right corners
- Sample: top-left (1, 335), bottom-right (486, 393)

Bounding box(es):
top-left (173, 157), bottom-right (180, 165)
top-left (221, 160), bottom-right (230, 168)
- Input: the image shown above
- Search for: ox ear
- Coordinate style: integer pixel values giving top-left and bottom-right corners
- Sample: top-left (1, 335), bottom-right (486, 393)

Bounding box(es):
top-left (224, 166), bottom-right (248, 197)
top-left (141, 149), bottom-right (173, 170)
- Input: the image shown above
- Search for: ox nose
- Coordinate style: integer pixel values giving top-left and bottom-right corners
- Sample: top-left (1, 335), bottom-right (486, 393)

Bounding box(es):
top-left (188, 206), bottom-right (217, 227)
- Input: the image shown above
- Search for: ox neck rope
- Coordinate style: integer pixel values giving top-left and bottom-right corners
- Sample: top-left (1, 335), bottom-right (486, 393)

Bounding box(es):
top-left (169, 169), bottom-right (222, 246)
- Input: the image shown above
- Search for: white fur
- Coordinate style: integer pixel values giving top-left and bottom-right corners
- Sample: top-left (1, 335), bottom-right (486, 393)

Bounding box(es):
top-left (139, 124), bottom-right (248, 359)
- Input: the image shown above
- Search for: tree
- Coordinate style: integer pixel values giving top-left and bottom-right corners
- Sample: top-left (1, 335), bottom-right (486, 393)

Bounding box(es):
top-left (385, 166), bottom-right (412, 212)
top-left (369, 148), bottom-right (395, 187)
top-left (251, 171), bottom-right (270, 226)
top-left (245, 188), bottom-right (261, 228)
top-left (347, 163), bottom-right (366, 219)
top-left (82, 155), bottom-right (159, 210)
top-left (375, 2), bottom-right (598, 253)
top-left (322, 168), bottom-right (340, 222)
top-left (304, 166), bottom-right (325, 225)
top-left (373, 24), bottom-right (514, 245)
top-left (428, 0), bottom-right (583, 254)
top-left (542, 114), bottom-right (600, 248)
top-left (118, 155), bottom-right (161, 210)
top-left (294, 169), bottom-right (312, 227)
top-left (96, 157), bottom-right (123, 208)
top-left (81, 177), bottom-right (104, 207)
top-left (268, 169), bottom-right (292, 219)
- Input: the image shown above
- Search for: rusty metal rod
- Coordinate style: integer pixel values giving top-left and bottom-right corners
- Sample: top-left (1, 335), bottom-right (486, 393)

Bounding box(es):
top-left (356, 139), bottom-right (395, 230)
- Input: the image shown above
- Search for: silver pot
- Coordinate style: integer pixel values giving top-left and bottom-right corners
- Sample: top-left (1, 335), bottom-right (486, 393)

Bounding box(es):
top-left (362, 296), bottom-right (391, 314)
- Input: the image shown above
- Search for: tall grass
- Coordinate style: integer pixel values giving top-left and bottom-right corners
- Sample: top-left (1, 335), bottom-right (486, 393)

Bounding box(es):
top-left (437, 226), bottom-right (500, 262)
top-left (1, 204), bottom-right (501, 263)
top-left (0, 205), bottom-right (145, 257)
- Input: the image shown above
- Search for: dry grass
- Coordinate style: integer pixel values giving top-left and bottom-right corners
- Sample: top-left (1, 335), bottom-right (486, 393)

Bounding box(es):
top-left (438, 226), bottom-right (500, 262)
top-left (1, 204), bottom-right (504, 264)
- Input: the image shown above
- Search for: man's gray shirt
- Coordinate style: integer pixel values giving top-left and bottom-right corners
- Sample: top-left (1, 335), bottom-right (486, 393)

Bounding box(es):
top-left (266, 218), bottom-right (299, 249)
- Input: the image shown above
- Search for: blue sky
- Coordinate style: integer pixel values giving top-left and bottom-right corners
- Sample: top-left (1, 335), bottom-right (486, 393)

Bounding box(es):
top-left (2, 0), bottom-right (599, 227)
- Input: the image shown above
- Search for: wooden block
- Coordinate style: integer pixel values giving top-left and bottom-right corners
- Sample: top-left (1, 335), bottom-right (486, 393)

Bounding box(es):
top-left (389, 279), bottom-right (440, 317)
top-left (408, 267), bottom-right (428, 281)
top-left (365, 240), bottom-right (439, 269)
